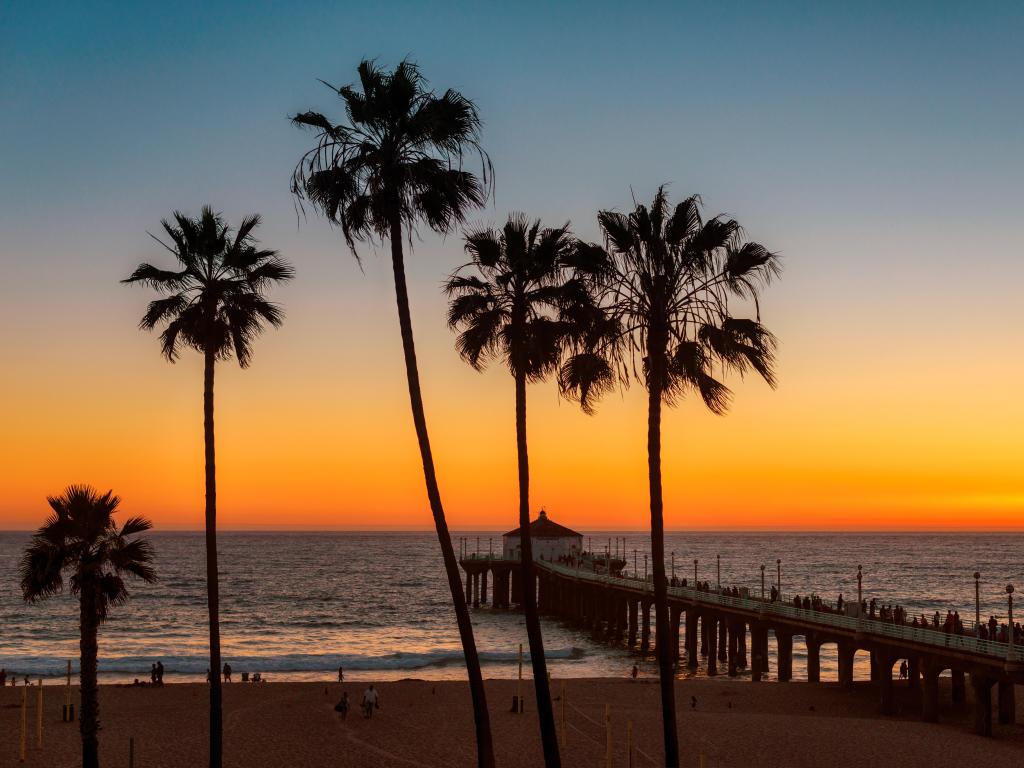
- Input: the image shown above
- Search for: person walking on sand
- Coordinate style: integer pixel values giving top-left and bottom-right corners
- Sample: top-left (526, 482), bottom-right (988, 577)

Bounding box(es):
top-left (151, 663), bottom-right (158, 685)
top-left (631, 664), bottom-right (639, 681)
top-left (338, 665), bottom-right (344, 683)
top-left (156, 660), bottom-right (165, 686)
top-left (223, 662), bottom-right (232, 683)
top-left (362, 685), bottom-right (378, 719)
top-left (334, 691), bottom-right (349, 720)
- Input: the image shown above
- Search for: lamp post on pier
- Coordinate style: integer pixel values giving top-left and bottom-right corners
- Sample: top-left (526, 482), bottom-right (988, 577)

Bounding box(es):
top-left (974, 572), bottom-right (981, 631)
top-left (489, 538), bottom-right (493, 558)
top-left (1007, 585), bottom-right (1015, 662)
top-left (856, 565), bottom-right (863, 627)
top-left (776, 558), bottom-right (781, 597)
top-left (717, 554), bottom-right (721, 590)
top-left (693, 558), bottom-right (698, 586)
top-left (633, 549), bottom-right (637, 577)
top-left (644, 554), bottom-right (648, 583)
top-left (671, 552), bottom-right (675, 582)
top-left (760, 564), bottom-right (765, 601)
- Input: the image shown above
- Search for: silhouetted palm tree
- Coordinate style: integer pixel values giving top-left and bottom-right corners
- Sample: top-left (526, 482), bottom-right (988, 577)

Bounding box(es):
top-left (446, 214), bottom-right (603, 768)
top-left (123, 207), bottom-right (292, 768)
top-left (290, 59), bottom-right (496, 767)
top-left (21, 485), bottom-right (156, 768)
top-left (561, 187), bottom-right (780, 767)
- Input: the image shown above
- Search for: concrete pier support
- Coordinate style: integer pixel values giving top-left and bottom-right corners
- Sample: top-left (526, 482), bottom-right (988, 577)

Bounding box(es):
top-left (737, 622), bottom-right (747, 668)
top-left (670, 606), bottom-right (682, 661)
top-left (838, 641), bottom-right (854, 687)
top-left (481, 570), bottom-right (488, 605)
top-left (921, 663), bottom-right (940, 723)
top-left (700, 614), bottom-right (708, 657)
top-left (971, 673), bottom-right (994, 736)
top-left (776, 632), bottom-right (793, 682)
top-left (727, 621), bottom-right (738, 677)
top-left (628, 600), bottom-right (638, 649)
top-left (640, 601), bottom-right (651, 653)
top-left (750, 624), bottom-right (766, 682)
top-left (998, 679), bottom-right (1016, 725)
top-left (907, 656), bottom-right (920, 690)
top-left (685, 609), bottom-right (699, 670)
top-left (806, 635), bottom-right (821, 683)
top-left (951, 669), bottom-right (966, 704)
top-left (511, 569), bottom-right (522, 605)
top-left (706, 616), bottom-right (718, 676)
top-left (879, 655), bottom-right (896, 716)
top-left (718, 617), bottom-right (727, 663)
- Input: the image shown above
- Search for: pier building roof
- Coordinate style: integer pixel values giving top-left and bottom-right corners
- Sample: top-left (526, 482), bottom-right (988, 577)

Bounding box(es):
top-left (503, 509), bottom-right (581, 539)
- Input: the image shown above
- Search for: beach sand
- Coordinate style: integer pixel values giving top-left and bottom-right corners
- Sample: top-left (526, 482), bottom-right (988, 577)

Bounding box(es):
top-left (1, 677), bottom-right (1021, 767)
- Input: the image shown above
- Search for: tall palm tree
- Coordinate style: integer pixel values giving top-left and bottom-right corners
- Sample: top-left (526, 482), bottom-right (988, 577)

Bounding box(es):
top-left (21, 485), bottom-right (156, 768)
top-left (290, 59), bottom-right (496, 767)
top-left (123, 207), bottom-right (292, 768)
top-left (561, 187), bottom-right (780, 767)
top-left (446, 215), bottom-right (603, 767)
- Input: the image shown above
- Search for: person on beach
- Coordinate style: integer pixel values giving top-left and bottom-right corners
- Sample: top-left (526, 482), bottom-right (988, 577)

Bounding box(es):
top-left (156, 660), bottom-right (165, 686)
top-left (223, 662), bottom-right (233, 683)
top-left (334, 691), bottom-right (349, 720)
top-left (338, 666), bottom-right (344, 682)
top-left (631, 664), bottom-right (639, 681)
top-left (362, 685), bottom-right (378, 718)
top-left (151, 663), bottom-right (158, 685)
top-left (899, 661), bottom-right (908, 679)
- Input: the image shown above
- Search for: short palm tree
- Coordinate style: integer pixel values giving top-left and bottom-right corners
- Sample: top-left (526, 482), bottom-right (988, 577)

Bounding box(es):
top-left (123, 207), bottom-right (292, 768)
top-left (446, 214), bottom-right (602, 768)
top-left (291, 59), bottom-right (496, 767)
top-left (561, 187), bottom-right (780, 768)
top-left (21, 485), bottom-right (156, 768)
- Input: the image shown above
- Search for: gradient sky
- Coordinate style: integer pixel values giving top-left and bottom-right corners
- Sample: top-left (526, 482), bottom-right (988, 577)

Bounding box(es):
top-left (2, 1), bottom-right (1022, 530)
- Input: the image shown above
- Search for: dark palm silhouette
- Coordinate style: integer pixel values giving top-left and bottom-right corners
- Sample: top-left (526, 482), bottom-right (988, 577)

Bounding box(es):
top-left (446, 215), bottom-right (602, 767)
top-left (123, 207), bottom-right (292, 768)
top-left (290, 59), bottom-right (496, 767)
top-left (20, 485), bottom-right (156, 768)
top-left (561, 187), bottom-right (780, 767)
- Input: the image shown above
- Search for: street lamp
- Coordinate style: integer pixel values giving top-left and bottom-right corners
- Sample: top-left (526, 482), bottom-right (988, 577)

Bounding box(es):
top-left (644, 554), bottom-right (648, 583)
top-left (694, 559), bottom-right (698, 585)
top-left (760, 564), bottom-right (765, 600)
top-left (633, 549), bottom-right (637, 577)
top-left (857, 565), bottom-right (863, 617)
top-left (1007, 585), bottom-right (1015, 661)
top-left (671, 551), bottom-right (675, 582)
top-left (776, 558), bottom-right (781, 597)
top-left (974, 572), bottom-right (981, 632)
top-left (717, 554), bottom-right (721, 590)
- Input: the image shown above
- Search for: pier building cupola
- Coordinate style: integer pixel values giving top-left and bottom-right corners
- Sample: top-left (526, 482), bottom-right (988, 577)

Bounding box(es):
top-left (502, 509), bottom-right (582, 561)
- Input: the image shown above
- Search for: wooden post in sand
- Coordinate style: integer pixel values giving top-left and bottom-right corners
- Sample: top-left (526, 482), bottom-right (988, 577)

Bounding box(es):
top-left (36, 680), bottom-right (43, 748)
top-left (517, 644), bottom-right (524, 713)
top-left (626, 719), bottom-right (634, 768)
top-left (20, 686), bottom-right (27, 762)
top-left (604, 704), bottom-right (612, 768)
top-left (559, 680), bottom-right (566, 748)
top-left (698, 754), bottom-right (707, 768)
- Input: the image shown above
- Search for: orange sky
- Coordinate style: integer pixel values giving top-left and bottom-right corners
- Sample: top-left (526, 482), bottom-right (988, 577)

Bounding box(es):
top-left (3, 228), bottom-right (1022, 531)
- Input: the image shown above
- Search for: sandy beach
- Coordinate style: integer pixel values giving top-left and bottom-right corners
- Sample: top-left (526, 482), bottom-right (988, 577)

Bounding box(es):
top-left (1, 677), bottom-right (1020, 767)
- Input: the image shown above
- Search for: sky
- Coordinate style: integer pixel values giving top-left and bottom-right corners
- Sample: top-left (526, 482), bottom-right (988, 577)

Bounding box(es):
top-left (1, 1), bottom-right (1022, 530)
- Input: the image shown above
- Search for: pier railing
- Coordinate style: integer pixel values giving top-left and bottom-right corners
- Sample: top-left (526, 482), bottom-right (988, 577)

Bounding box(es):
top-left (536, 560), bottom-right (1013, 660)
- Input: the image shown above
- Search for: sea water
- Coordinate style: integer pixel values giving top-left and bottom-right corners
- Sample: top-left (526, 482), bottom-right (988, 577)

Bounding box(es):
top-left (1, 531), bottom-right (1020, 684)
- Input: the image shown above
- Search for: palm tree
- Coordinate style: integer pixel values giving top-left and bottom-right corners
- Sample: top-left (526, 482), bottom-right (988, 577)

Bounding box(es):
top-left (123, 207), bottom-right (292, 768)
top-left (21, 485), bottom-right (156, 768)
top-left (446, 214), bottom-right (603, 767)
top-left (561, 187), bottom-right (780, 767)
top-left (290, 59), bottom-right (496, 767)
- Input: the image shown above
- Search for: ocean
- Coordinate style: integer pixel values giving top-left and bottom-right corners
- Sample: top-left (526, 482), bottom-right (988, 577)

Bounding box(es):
top-left (1, 531), bottom-right (1021, 685)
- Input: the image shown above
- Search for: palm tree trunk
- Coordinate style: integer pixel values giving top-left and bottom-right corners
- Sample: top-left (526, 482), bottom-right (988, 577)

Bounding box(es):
top-left (515, 366), bottom-right (561, 767)
top-left (79, 584), bottom-right (100, 768)
top-left (647, 348), bottom-right (679, 767)
top-left (388, 217), bottom-right (495, 768)
top-left (203, 349), bottom-right (224, 768)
